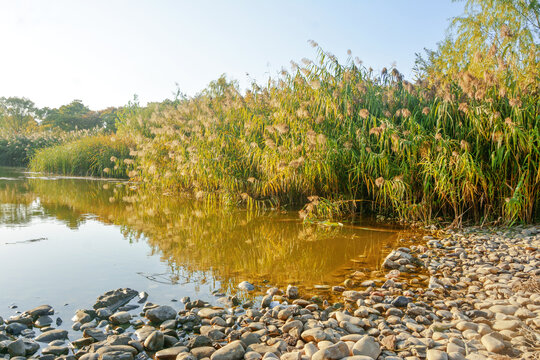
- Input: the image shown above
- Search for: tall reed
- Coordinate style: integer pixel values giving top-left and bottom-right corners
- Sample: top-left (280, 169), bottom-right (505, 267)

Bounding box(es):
top-left (118, 45), bottom-right (539, 225)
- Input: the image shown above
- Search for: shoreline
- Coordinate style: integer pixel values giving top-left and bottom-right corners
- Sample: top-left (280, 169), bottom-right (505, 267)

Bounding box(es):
top-left (1, 225), bottom-right (539, 360)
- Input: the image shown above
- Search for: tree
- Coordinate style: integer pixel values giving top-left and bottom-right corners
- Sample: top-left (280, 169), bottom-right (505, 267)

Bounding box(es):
top-left (416, 0), bottom-right (539, 95)
top-left (42, 100), bottom-right (102, 131)
top-left (0, 97), bottom-right (39, 133)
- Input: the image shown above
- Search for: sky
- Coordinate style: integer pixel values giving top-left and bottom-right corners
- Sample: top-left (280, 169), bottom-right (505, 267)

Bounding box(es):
top-left (0, 0), bottom-right (465, 110)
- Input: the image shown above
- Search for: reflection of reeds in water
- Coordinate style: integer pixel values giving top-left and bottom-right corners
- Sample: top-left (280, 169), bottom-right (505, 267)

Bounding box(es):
top-left (0, 175), bottom-right (409, 292)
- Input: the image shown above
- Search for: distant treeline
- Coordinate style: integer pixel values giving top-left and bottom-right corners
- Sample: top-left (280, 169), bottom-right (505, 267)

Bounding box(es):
top-left (0, 97), bottom-right (119, 133)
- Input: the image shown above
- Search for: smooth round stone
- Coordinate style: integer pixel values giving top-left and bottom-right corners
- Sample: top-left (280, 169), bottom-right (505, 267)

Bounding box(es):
top-left (426, 349), bottom-right (448, 360)
top-left (481, 334), bottom-right (505, 353)
top-left (35, 315), bottom-right (53, 327)
top-left (7, 339), bottom-right (26, 357)
top-left (352, 336), bottom-right (381, 359)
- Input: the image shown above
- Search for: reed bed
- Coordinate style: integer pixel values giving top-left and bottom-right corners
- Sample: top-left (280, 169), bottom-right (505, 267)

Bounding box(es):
top-left (118, 44), bottom-right (539, 225)
top-left (29, 135), bottom-right (134, 178)
top-left (0, 128), bottom-right (98, 166)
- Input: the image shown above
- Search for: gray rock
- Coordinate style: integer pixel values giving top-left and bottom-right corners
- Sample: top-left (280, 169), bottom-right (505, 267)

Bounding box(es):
top-left (312, 341), bottom-right (349, 360)
top-left (286, 285), bottom-right (299, 299)
top-left (144, 330), bottom-right (164, 351)
top-left (146, 305), bottom-right (177, 323)
top-left (301, 328), bottom-right (327, 342)
top-left (7, 339), bottom-right (26, 357)
top-left (244, 351), bottom-right (262, 360)
top-left (83, 328), bottom-right (107, 342)
top-left (426, 349), bottom-right (448, 360)
top-left (155, 346), bottom-right (189, 360)
top-left (238, 281), bottom-right (255, 291)
top-left (352, 336), bottom-right (380, 359)
top-left (101, 351), bottom-right (134, 360)
top-left (109, 311), bottom-right (131, 325)
top-left (25, 305), bottom-right (54, 318)
top-left (5, 323), bottom-right (27, 335)
top-left (481, 334), bottom-right (505, 353)
top-left (35, 329), bottom-right (68, 342)
top-left (210, 340), bottom-right (245, 360)
top-left (35, 315), bottom-right (53, 327)
top-left (93, 288), bottom-right (138, 311)
top-left (261, 295), bottom-right (272, 308)
top-left (42, 345), bottom-right (70, 356)
top-left (192, 346), bottom-right (216, 359)
top-left (188, 335), bottom-right (213, 349)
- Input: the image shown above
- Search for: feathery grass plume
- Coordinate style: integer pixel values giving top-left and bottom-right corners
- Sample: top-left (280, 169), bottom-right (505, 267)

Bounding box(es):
top-left (113, 43), bottom-right (540, 225)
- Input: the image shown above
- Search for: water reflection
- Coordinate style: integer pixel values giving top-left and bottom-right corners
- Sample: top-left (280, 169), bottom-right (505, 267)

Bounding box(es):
top-left (0, 167), bottom-right (413, 295)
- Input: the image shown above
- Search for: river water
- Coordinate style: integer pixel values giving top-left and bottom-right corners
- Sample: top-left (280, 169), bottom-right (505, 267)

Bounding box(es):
top-left (0, 167), bottom-right (412, 323)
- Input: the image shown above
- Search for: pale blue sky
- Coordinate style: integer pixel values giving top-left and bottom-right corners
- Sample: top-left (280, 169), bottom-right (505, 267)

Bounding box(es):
top-left (0, 1), bottom-right (464, 110)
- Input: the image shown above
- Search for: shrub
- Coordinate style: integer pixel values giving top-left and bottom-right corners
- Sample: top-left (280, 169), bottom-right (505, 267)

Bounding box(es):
top-left (29, 135), bottom-right (134, 178)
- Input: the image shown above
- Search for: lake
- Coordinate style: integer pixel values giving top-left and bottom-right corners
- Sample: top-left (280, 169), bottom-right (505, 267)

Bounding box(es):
top-left (0, 167), bottom-right (414, 326)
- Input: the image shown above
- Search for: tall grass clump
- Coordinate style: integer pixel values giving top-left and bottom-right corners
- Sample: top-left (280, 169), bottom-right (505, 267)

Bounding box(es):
top-left (118, 39), bottom-right (539, 226)
top-left (0, 128), bottom-right (99, 166)
top-left (29, 135), bottom-right (134, 178)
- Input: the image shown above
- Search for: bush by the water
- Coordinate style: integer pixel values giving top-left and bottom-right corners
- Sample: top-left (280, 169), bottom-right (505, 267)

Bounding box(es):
top-left (0, 129), bottom-right (98, 166)
top-left (29, 135), bottom-right (133, 178)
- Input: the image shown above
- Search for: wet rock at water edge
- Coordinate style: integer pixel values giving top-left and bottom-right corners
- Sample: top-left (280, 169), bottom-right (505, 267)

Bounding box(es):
top-left (35, 329), bottom-right (69, 342)
top-left (238, 281), bottom-right (255, 291)
top-left (145, 305), bottom-right (177, 324)
top-left (210, 340), bottom-right (245, 360)
top-left (93, 288), bottom-right (139, 311)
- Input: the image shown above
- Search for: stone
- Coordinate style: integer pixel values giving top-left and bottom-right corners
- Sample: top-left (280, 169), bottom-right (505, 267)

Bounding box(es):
top-left (210, 340), bottom-right (245, 360)
top-left (93, 288), bottom-right (138, 311)
top-left (352, 336), bottom-right (380, 359)
top-left (188, 335), bottom-right (213, 349)
top-left (7, 339), bottom-right (26, 357)
top-left (492, 319), bottom-right (521, 331)
top-left (238, 281), bottom-right (255, 291)
top-left (489, 305), bottom-right (518, 315)
top-left (426, 349), bottom-right (448, 360)
top-left (109, 311), bottom-right (131, 325)
top-left (35, 315), bottom-right (53, 327)
top-left (25, 305), bottom-right (54, 318)
top-left (261, 295), bottom-right (272, 308)
top-left (155, 346), bottom-right (189, 360)
top-left (176, 353), bottom-right (197, 360)
top-left (391, 296), bottom-right (409, 307)
top-left (84, 328), bottom-right (107, 341)
top-left (481, 334), bottom-right (505, 353)
top-left (312, 341), bottom-right (349, 360)
top-left (5, 322), bottom-right (28, 335)
top-left (42, 345), bottom-right (70, 356)
top-left (35, 329), bottom-right (68, 342)
top-left (198, 308), bottom-right (225, 319)
top-left (101, 351), bottom-right (134, 360)
top-left (144, 330), bottom-right (164, 351)
top-left (146, 305), bottom-right (177, 323)
top-left (301, 328), bottom-right (327, 342)
top-left (192, 346), bottom-right (216, 359)
top-left (245, 352), bottom-right (262, 360)
top-left (286, 285), bottom-right (299, 299)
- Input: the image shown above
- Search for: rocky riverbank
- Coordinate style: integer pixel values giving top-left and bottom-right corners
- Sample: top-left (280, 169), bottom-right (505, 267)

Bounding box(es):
top-left (0, 226), bottom-right (539, 360)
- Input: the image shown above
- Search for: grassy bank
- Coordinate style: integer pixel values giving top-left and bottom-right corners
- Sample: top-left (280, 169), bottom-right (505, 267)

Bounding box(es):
top-left (117, 45), bottom-right (539, 225)
top-left (29, 135), bottom-right (134, 178)
top-left (0, 129), bottom-right (98, 166)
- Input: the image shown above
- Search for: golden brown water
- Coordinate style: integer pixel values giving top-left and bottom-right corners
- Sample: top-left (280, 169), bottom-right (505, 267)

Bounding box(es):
top-left (0, 167), bottom-right (421, 307)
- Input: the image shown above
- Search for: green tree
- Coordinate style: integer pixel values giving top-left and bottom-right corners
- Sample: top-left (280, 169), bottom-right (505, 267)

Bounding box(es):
top-left (42, 100), bottom-right (102, 131)
top-left (416, 0), bottom-right (539, 93)
top-left (0, 97), bottom-right (39, 133)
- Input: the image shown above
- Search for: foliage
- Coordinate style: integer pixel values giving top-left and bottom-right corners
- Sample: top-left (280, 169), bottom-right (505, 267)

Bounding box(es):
top-left (416, 0), bottom-right (539, 92)
top-left (0, 97), bottom-right (41, 133)
top-left (0, 128), bottom-right (99, 166)
top-left (119, 37), bottom-right (539, 225)
top-left (29, 135), bottom-right (134, 178)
